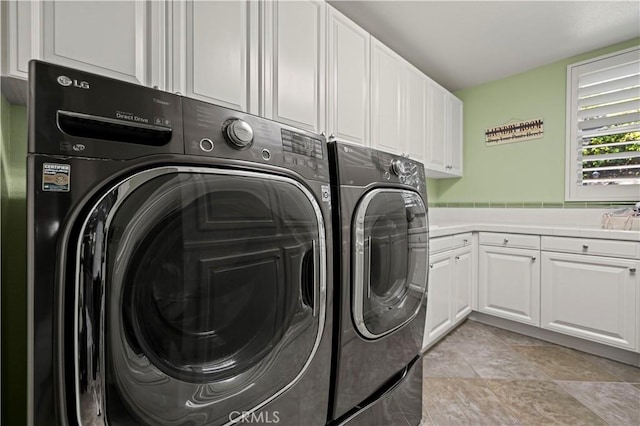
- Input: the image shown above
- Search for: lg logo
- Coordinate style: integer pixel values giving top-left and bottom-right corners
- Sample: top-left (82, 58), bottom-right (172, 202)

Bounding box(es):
top-left (57, 75), bottom-right (90, 89)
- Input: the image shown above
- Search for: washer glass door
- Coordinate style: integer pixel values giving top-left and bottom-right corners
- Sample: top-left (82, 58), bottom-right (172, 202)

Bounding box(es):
top-left (353, 189), bottom-right (428, 339)
top-left (74, 167), bottom-right (326, 425)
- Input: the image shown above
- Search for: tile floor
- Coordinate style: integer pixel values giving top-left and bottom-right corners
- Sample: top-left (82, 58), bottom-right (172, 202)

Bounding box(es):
top-left (420, 320), bottom-right (640, 425)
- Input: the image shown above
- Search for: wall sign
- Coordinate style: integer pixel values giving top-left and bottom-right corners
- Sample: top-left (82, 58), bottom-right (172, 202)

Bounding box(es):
top-left (485, 118), bottom-right (544, 146)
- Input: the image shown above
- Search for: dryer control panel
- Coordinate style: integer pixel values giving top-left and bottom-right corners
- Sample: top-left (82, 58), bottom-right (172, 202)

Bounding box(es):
top-left (330, 142), bottom-right (426, 197)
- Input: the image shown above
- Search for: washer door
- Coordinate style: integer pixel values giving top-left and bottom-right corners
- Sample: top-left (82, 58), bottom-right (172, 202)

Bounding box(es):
top-left (74, 166), bottom-right (326, 425)
top-left (352, 189), bottom-right (428, 339)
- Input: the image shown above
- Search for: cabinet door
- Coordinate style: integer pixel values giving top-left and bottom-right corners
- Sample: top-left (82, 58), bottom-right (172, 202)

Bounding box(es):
top-left (5, 0), bottom-right (38, 79)
top-left (453, 246), bottom-right (472, 321)
top-left (263, 0), bottom-right (326, 133)
top-left (425, 81), bottom-right (447, 173)
top-left (447, 94), bottom-right (463, 176)
top-left (171, 1), bottom-right (259, 113)
top-left (371, 38), bottom-right (404, 154)
top-left (39, 1), bottom-right (161, 87)
top-left (423, 252), bottom-right (454, 349)
top-left (479, 246), bottom-right (540, 326)
top-left (327, 6), bottom-right (369, 146)
top-left (541, 252), bottom-right (638, 351)
top-left (405, 65), bottom-right (427, 162)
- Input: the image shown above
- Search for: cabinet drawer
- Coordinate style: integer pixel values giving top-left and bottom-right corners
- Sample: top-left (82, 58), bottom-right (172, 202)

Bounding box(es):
top-left (479, 232), bottom-right (540, 250)
top-left (541, 236), bottom-right (640, 259)
top-left (429, 236), bottom-right (452, 254)
top-left (452, 233), bottom-right (472, 249)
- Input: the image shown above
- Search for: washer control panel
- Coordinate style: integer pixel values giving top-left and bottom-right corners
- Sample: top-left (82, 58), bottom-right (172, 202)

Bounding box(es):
top-left (182, 97), bottom-right (328, 181)
top-left (281, 129), bottom-right (324, 159)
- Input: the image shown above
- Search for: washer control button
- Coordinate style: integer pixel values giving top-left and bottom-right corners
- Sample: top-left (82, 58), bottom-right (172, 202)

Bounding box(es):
top-left (199, 138), bottom-right (214, 152)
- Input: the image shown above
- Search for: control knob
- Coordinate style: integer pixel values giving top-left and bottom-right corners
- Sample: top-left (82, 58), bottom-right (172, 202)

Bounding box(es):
top-left (224, 119), bottom-right (254, 149)
top-left (390, 159), bottom-right (409, 176)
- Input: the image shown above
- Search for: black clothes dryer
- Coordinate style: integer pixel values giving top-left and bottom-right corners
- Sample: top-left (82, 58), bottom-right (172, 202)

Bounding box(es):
top-left (328, 142), bottom-right (429, 426)
top-left (27, 61), bottom-right (333, 426)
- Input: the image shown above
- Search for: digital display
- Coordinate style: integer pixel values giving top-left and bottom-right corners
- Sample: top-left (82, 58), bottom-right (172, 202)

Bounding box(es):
top-left (281, 129), bottom-right (323, 159)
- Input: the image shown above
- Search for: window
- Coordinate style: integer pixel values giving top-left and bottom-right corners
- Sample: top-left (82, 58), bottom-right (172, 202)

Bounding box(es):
top-left (566, 46), bottom-right (640, 201)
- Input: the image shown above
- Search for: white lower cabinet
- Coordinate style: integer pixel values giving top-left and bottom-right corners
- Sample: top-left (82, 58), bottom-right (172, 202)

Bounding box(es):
top-left (478, 245), bottom-right (541, 326)
top-left (423, 235), bottom-right (473, 350)
top-left (453, 246), bottom-right (473, 321)
top-left (541, 252), bottom-right (639, 351)
top-left (423, 252), bottom-right (454, 348)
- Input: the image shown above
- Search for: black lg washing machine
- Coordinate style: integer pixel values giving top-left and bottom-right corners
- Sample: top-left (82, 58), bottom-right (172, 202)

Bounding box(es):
top-left (328, 142), bottom-right (429, 426)
top-left (27, 61), bottom-right (333, 425)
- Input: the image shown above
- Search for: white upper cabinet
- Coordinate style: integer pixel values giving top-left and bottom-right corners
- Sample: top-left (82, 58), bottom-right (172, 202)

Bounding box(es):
top-left (170, 0), bottom-right (259, 113)
top-left (326, 6), bottom-right (370, 146)
top-left (448, 94), bottom-right (463, 176)
top-left (5, 0), bottom-right (164, 88)
top-left (426, 81), bottom-right (463, 178)
top-left (262, 0), bottom-right (326, 133)
top-left (426, 81), bottom-right (448, 172)
top-left (405, 65), bottom-right (427, 162)
top-left (371, 37), bottom-right (404, 154)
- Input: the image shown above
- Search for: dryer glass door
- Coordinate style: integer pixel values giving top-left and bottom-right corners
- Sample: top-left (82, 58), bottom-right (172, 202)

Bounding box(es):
top-left (73, 167), bottom-right (326, 426)
top-left (353, 189), bottom-right (428, 339)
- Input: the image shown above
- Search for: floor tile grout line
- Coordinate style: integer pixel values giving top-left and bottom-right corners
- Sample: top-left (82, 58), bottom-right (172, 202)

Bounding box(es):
top-left (423, 322), bottom-right (640, 426)
top-left (566, 348), bottom-right (636, 383)
top-left (475, 320), bottom-right (639, 383)
top-left (554, 380), bottom-right (622, 426)
top-left (463, 322), bottom-right (556, 382)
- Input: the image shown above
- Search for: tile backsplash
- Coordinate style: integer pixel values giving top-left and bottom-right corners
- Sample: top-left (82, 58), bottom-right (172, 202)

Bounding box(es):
top-left (429, 202), bottom-right (637, 209)
top-left (428, 207), bottom-right (638, 229)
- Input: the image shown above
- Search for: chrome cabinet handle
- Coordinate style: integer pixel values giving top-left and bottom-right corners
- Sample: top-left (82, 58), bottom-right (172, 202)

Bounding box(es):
top-left (429, 264), bottom-right (434, 269)
top-left (531, 256), bottom-right (537, 262)
top-left (455, 256), bottom-right (460, 261)
top-left (503, 238), bottom-right (509, 244)
top-left (582, 244), bottom-right (589, 250)
top-left (463, 239), bottom-right (468, 244)
top-left (630, 268), bottom-right (637, 273)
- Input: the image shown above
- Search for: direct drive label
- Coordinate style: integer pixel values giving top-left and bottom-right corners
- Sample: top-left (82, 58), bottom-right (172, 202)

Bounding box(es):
top-left (42, 163), bottom-right (70, 192)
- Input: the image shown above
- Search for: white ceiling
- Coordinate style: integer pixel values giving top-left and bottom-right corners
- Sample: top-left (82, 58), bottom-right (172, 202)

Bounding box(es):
top-left (326, 0), bottom-right (640, 92)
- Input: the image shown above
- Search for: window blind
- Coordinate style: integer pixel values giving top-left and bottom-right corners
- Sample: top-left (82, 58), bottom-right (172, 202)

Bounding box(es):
top-left (574, 49), bottom-right (640, 187)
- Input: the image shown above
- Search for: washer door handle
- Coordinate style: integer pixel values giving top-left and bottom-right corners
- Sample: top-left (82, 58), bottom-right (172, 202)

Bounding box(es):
top-left (301, 240), bottom-right (319, 316)
top-left (312, 240), bottom-right (318, 316)
top-left (367, 236), bottom-right (373, 299)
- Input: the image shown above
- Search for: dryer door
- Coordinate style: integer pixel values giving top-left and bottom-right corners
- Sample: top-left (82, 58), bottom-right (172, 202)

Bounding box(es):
top-left (73, 166), bottom-right (327, 425)
top-left (353, 189), bottom-right (428, 339)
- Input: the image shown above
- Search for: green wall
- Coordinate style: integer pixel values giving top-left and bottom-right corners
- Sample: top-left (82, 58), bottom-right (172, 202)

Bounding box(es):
top-left (1, 97), bottom-right (27, 426)
top-left (434, 38), bottom-right (640, 204)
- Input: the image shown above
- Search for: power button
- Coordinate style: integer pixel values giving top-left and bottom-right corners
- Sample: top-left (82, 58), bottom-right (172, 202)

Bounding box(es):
top-left (199, 138), bottom-right (214, 152)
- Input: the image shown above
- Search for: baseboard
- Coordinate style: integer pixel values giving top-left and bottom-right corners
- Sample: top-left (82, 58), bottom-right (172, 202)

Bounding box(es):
top-left (469, 312), bottom-right (640, 367)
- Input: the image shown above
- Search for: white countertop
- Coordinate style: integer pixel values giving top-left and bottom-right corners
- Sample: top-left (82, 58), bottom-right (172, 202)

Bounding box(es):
top-left (429, 223), bottom-right (640, 242)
